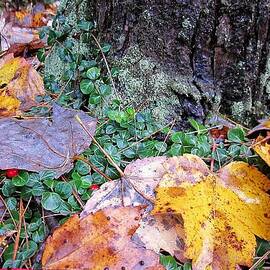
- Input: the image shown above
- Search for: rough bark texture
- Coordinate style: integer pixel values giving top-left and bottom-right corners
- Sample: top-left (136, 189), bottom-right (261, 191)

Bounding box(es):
top-left (46, 0), bottom-right (270, 128)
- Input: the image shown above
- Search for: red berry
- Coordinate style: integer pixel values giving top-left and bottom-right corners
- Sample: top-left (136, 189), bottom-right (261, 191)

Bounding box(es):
top-left (90, 184), bottom-right (100, 191)
top-left (6, 169), bottom-right (19, 178)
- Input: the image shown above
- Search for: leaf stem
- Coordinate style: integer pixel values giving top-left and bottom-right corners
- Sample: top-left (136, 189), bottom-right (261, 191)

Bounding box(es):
top-left (75, 115), bottom-right (124, 177)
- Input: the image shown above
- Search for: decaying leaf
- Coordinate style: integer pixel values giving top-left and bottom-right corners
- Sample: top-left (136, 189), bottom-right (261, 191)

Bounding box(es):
top-left (0, 2), bottom-right (57, 52)
top-left (247, 119), bottom-right (270, 166)
top-left (152, 154), bottom-right (270, 270)
top-left (251, 135), bottom-right (270, 166)
top-left (82, 157), bottom-right (186, 261)
top-left (0, 21), bottom-right (42, 52)
top-left (133, 214), bottom-right (187, 263)
top-left (0, 104), bottom-right (97, 177)
top-left (0, 53), bottom-right (45, 116)
top-left (82, 157), bottom-right (168, 215)
top-left (42, 206), bottom-right (165, 270)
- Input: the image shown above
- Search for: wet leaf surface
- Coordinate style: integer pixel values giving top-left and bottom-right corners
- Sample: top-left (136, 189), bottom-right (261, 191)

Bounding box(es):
top-left (0, 104), bottom-right (97, 177)
top-left (42, 206), bottom-right (165, 270)
top-left (82, 156), bottom-right (186, 261)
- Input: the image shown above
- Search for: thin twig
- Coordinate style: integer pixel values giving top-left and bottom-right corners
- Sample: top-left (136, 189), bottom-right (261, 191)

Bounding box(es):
top-left (61, 176), bottom-right (84, 209)
top-left (251, 135), bottom-right (270, 148)
top-left (91, 34), bottom-right (121, 100)
top-left (22, 213), bottom-right (32, 268)
top-left (0, 194), bottom-right (16, 227)
top-left (13, 198), bottom-right (23, 261)
top-left (249, 250), bottom-right (270, 270)
top-left (120, 120), bottom-right (174, 154)
top-left (219, 113), bottom-right (250, 131)
top-left (157, 118), bottom-right (176, 156)
top-left (74, 155), bottom-right (112, 182)
top-left (75, 115), bottom-right (124, 177)
top-left (55, 76), bottom-right (73, 101)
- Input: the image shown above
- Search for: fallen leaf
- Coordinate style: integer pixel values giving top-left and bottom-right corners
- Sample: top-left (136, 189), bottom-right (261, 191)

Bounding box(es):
top-left (82, 157), bottom-right (168, 216)
top-left (152, 154), bottom-right (270, 270)
top-left (5, 40), bottom-right (45, 57)
top-left (0, 94), bottom-right (20, 116)
top-left (0, 104), bottom-right (97, 177)
top-left (14, 2), bottom-right (57, 28)
top-left (251, 135), bottom-right (270, 167)
top-left (0, 21), bottom-right (42, 52)
top-left (0, 53), bottom-right (45, 116)
top-left (42, 206), bottom-right (165, 270)
top-left (133, 214), bottom-right (187, 263)
top-left (246, 119), bottom-right (270, 166)
top-left (247, 119), bottom-right (270, 139)
top-left (81, 156), bottom-right (186, 261)
top-left (0, 2), bottom-right (54, 53)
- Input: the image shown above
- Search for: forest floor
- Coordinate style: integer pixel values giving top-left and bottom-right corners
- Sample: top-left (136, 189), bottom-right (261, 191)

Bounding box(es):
top-left (0, 1), bottom-right (269, 269)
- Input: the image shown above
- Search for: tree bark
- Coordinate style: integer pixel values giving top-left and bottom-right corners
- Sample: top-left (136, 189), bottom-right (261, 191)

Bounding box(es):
top-left (47, 0), bottom-right (270, 128)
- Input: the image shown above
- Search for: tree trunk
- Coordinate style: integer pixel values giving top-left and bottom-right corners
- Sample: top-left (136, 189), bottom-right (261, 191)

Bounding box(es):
top-left (46, 0), bottom-right (270, 128)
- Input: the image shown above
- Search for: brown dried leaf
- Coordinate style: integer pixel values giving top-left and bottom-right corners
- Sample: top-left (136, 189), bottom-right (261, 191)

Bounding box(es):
top-left (42, 206), bottom-right (164, 270)
top-left (0, 104), bottom-right (97, 177)
top-left (209, 125), bottom-right (229, 141)
top-left (82, 156), bottom-right (186, 261)
top-left (82, 157), bottom-right (168, 216)
top-left (133, 214), bottom-right (187, 263)
top-left (0, 21), bottom-right (42, 52)
top-left (0, 54), bottom-right (45, 116)
top-left (0, 2), bottom-right (56, 52)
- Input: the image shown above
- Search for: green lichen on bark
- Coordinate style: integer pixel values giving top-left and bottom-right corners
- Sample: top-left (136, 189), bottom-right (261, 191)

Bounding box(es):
top-left (116, 45), bottom-right (203, 125)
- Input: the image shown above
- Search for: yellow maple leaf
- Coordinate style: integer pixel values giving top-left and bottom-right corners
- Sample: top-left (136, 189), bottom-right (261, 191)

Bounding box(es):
top-left (0, 54), bottom-right (44, 116)
top-left (152, 154), bottom-right (270, 270)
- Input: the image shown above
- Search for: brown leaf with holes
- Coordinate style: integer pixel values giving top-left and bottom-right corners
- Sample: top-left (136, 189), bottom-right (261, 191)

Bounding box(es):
top-left (0, 104), bottom-right (97, 177)
top-left (42, 206), bottom-right (165, 270)
top-left (0, 53), bottom-right (45, 116)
